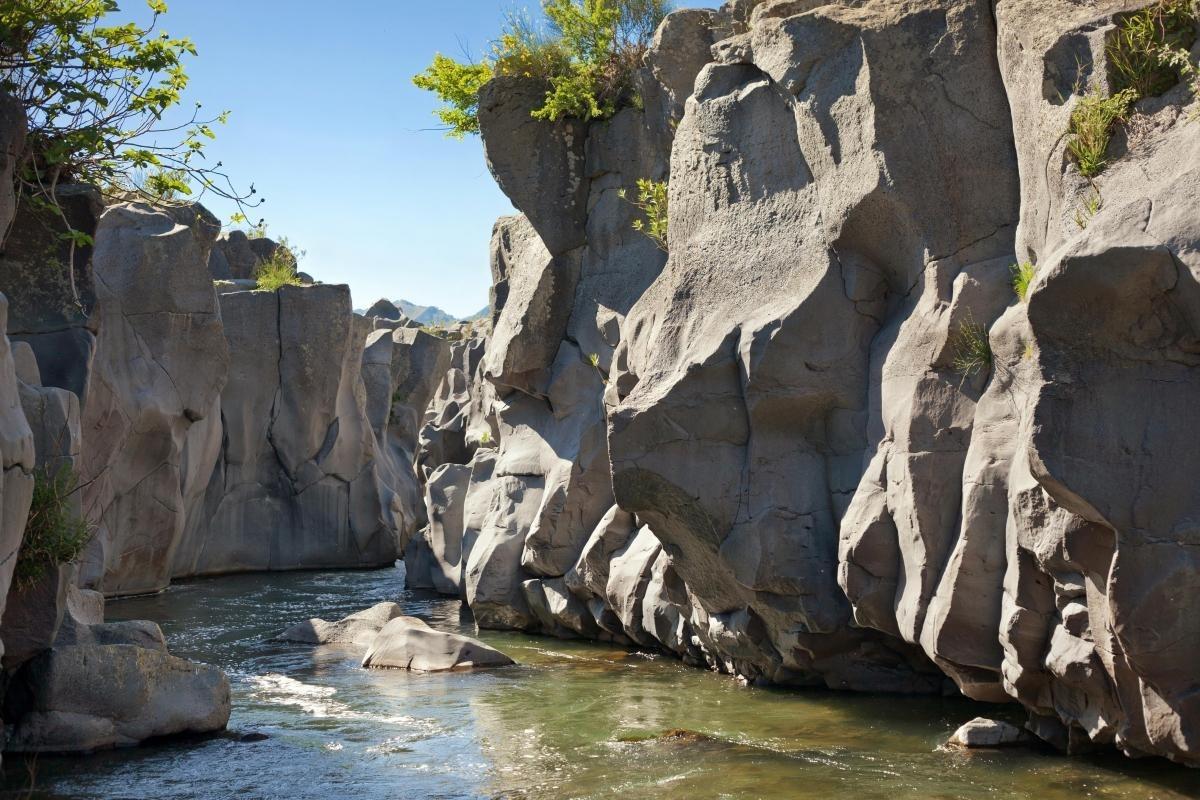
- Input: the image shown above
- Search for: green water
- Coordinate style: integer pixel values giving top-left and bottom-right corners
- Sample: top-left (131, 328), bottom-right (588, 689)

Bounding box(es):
top-left (2, 567), bottom-right (1198, 799)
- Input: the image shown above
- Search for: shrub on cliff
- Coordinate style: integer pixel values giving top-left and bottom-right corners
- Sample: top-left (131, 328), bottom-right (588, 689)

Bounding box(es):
top-left (254, 237), bottom-right (303, 291)
top-left (414, 0), bottom-right (672, 136)
top-left (1066, 0), bottom-right (1198, 178)
top-left (15, 465), bottom-right (92, 589)
top-left (0, 0), bottom-right (261, 240)
top-left (620, 178), bottom-right (668, 251)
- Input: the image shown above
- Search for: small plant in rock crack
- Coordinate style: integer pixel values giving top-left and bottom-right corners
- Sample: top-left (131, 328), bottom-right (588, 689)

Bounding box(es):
top-left (1011, 261), bottom-right (1036, 303)
top-left (1108, 0), bottom-right (1199, 99)
top-left (1065, 0), bottom-right (1199, 178)
top-left (480, 430), bottom-right (493, 446)
top-left (16, 465), bottom-right (93, 589)
top-left (1074, 191), bottom-right (1103, 230)
top-left (951, 313), bottom-right (993, 380)
top-left (586, 352), bottom-right (608, 384)
top-left (619, 178), bottom-right (668, 251)
top-left (1068, 88), bottom-right (1135, 178)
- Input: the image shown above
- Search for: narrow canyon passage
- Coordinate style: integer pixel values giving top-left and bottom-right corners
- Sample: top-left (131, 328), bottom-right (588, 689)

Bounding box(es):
top-left (6, 568), bottom-right (1198, 800)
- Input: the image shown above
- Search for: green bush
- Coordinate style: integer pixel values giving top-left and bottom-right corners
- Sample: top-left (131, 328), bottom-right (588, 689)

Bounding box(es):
top-left (620, 178), bottom-right (668, 251)
top-left (414, 0), bottom-right (672, 136)
top-left (1066, 0), bottom-right (1198, 178)
top-left (1067, 89), bottom-right (1135, 178)
top-left (255, 237), bottom-right (303, 291)
top-left (951, 314), bottom-right (993, 379)
top-left (15, 465), bottom-right (92, 589)
top-left (412, 55), bottom-right (493, 138)
top-left (1108, 0), bottom-right (1198, 97)
top-left (1010, 261), bottom-right (1036, 303)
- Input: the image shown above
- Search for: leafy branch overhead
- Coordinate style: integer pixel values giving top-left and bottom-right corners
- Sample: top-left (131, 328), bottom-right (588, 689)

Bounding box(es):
top-left (414, 0), bottom-right (672, 137)
top-left (0, 0), bottom-right (263, 228)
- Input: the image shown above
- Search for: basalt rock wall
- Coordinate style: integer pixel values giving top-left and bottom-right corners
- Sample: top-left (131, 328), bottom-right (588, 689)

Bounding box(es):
top-left (2, 194), bottom-right (425, 596)
top-left (413, 0), bottom-right (1200, 765)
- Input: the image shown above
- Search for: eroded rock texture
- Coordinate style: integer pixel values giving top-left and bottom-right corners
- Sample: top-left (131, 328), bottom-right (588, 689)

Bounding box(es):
top-left (173, 285), bottom-right (401, 576)
top-left (76, 204), bottom-right (229, 596)
top-left (413, 0), bottom-right (1200, 765)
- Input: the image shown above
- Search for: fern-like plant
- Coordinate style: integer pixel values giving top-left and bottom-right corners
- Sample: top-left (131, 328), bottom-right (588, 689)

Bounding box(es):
top-left (620, 178), bottom-right (668, 251)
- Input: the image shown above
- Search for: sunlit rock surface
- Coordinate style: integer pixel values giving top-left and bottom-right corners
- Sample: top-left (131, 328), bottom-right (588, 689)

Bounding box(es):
top-left (410, 0), bottom-right (1200, 765)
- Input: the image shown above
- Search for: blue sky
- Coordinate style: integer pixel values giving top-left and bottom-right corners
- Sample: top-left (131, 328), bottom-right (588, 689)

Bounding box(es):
top-left (121, 0), bottom-right (722, 318)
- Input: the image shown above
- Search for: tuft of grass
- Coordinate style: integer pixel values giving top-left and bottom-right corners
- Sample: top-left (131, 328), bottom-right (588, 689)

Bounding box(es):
top-left (1074, 190), bottom-right (1103, 229)
top-left (1067, 89), bottom-right (1135, 178)
top-left (254, 238), bottom-right (304, 291)
top-left (1011, 261), bottom-right (1036, 303)
top-left (620, 178), bottom-right (668, 251)
top-left (15, 465), bottom-right (92, 589)
top-left (1108, 0), bottom-right (1198, 98)
top-left (1066, 0), bottom-right (1199, 178)
top-left (952, 314), bottom-right (993, 379)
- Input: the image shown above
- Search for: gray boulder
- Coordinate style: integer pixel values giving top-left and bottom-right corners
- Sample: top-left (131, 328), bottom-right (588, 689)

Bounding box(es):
top-left (207, 230), bottom-right (282, 281)
top-left (366, 298), bottom-right (402, 320)
top-left (361, 616), bottom-right (514, 672)
top-left (947, 717), bottom-right (1032, 749)
top-left (4, 644), bottom-right (230, 753)
top-left (278, 602), bottom-right (404, 647)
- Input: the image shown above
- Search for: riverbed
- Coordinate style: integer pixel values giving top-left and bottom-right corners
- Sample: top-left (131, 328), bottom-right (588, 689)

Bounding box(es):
top-left (3, 567), bottom-right (1199, 799)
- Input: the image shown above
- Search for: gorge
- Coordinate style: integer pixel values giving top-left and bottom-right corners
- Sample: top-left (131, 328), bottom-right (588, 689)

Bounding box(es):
top-left (2, 0), bottom-right (1200, 797)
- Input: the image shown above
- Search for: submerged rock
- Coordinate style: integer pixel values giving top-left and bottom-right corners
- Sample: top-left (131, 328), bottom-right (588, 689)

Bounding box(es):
top-left (278, 602), bottom-right (405, 647)
top-left (947, 718), bottom-right (1033, 749)
top-left (361, 617), bottom-right (514, 672)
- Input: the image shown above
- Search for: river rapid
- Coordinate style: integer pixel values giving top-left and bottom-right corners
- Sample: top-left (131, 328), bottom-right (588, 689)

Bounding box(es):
top-left (3, 567), bottom-right (1199, 799)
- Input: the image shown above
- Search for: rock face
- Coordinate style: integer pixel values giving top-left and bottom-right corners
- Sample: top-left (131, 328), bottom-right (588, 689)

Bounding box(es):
top-left (279, 601), bottom-right (404, 647)
top-left (173, 285), bottom-right (401, 577)
top-left (2, 185), bottom-right (428, 600)
top-left (77, 203), bottom-right (229, 596)
top-left (0, 295), bottom-right (35, 667)
top-left (410, 0), bottom-right (1200, 766)
top-left (4, 644), bottom-right (231, 753)
top-left (0, 185), bottom-right (102, 401)
top-left (207, 230), bottom-right (284, 281)
top-left (361, 616), bottom-right (514, 672)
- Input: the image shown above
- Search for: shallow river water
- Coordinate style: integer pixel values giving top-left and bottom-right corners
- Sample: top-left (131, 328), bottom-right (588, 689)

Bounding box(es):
top-left (3, 567), bottom-right (1199, 799)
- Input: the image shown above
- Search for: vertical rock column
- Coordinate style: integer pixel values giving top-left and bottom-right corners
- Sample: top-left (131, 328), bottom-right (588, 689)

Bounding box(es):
top-left (78, 204), bottom-right (230, 596)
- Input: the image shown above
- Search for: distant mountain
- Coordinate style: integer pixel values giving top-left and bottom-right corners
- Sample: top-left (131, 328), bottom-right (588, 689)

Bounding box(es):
top-left (355, 299), bottom-right (491, 326)
top-left (395, 299), bottom-right (456, 327)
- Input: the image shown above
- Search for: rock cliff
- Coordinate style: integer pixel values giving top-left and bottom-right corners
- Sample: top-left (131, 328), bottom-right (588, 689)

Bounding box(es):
top-left (2, 0), bottom-right (1200, 769)
top-left (410, 0), bottom-right (1200, 766)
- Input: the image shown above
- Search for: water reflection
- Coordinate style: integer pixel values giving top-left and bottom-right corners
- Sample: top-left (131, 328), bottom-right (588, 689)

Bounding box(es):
top-left (1, 568), bottom-right (1198, 800)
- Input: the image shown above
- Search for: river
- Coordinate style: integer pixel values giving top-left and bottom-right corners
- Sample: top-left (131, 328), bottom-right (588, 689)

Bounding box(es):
top-left (3, 568), bottom-right (1199, 799)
